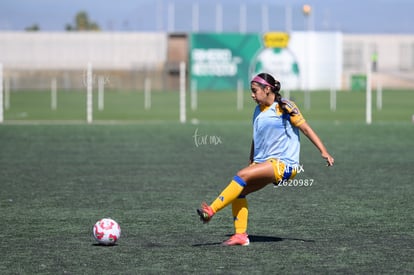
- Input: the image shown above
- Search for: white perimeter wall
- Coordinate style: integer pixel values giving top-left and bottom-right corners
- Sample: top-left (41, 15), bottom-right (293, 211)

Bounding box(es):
top-left (343, 34), bottom-right (414, 72)
top-left (1, 31), bottom-right (413, 89)
top-left (0, 32), bottom-right (167, 70)
top-left (290, 31), bottom-right (343, 90)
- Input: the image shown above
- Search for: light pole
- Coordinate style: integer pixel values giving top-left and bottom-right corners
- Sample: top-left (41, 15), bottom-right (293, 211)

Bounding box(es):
top-left (303, 4), bottom-right (312, 110)
top-left (303, 4), bottom-right (312, 20)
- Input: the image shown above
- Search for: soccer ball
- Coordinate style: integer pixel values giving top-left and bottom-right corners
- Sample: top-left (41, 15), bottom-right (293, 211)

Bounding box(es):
top-left (93, 218), bottom-right (121, 245)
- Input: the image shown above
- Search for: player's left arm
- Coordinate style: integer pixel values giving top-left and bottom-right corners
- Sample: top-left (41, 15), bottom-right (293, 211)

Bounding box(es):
top-left (283, 99), bottom-right (334, 167)
top-left (297, 122), bottom-right (335, 166)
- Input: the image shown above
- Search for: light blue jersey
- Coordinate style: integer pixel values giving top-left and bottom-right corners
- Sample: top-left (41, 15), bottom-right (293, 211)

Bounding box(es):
top-left (252, 99), bottom-right (306, 167)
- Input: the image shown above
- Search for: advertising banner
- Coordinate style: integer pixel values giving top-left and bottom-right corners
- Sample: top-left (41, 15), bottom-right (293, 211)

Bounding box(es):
top-left (190, 32), bottom-right (342, 91)
top-left (190, 33), bottom-right (260, 91)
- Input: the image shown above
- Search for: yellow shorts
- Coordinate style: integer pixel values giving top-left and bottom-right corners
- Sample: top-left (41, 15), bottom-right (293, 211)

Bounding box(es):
top-left (268, 158), bottom-right (297, 183)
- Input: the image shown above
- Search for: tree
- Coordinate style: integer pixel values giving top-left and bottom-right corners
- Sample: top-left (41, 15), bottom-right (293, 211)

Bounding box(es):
top-left (25, 24), bottom-right (40, 31)
top-left (66, 11), bottom-right (100, 31)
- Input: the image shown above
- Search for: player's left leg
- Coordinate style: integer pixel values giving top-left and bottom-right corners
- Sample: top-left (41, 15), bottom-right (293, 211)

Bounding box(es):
top-left (223, 159), bottom-right (296, 246)
top-left (232, 195), bottom-right (248, 234)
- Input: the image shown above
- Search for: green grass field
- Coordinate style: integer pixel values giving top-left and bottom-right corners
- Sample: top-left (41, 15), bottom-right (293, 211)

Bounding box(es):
top-left (0, 89), bottom-right (413, 274)
top-left (3, 89), bottom-right (414, 123)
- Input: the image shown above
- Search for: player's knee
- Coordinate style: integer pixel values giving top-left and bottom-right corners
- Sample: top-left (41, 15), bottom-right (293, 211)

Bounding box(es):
top-left (236, 170), bottom-right (250, 183)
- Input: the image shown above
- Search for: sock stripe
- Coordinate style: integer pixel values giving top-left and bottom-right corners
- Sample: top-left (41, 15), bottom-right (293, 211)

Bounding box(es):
top-left (233, 175), bottom-right (247, 187)
top-left (283, 166), bottom-right (293, 180)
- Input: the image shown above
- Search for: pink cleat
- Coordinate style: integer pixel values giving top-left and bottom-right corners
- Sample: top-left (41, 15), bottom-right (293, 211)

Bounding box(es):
top-left (222, 233), bottom-right (250, 246)
top-left (196, 202), bottom-right (215, 224)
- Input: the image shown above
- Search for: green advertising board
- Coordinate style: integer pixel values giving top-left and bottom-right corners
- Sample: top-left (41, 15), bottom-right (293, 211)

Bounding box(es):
top-left (351, 74), bottom-right (367, 91)
top-left (190, 32), bottom-right (301, 91)
top-left (190, 33), bottom-right (260, 91)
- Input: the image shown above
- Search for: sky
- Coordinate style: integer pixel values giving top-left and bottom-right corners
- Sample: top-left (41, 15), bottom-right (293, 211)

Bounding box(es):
top-left (0, 0), bottom-right (413, 34)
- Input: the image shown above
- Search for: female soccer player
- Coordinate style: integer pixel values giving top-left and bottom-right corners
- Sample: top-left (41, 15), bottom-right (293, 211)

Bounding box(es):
top-left (197, 72), bottom-right (334, 246)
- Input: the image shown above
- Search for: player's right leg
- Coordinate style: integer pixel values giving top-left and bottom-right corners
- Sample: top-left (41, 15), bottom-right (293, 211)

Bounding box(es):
top-left (197, 162), bottom-right (274, 223)
top-left (197, 175), bottom-right (246, 223)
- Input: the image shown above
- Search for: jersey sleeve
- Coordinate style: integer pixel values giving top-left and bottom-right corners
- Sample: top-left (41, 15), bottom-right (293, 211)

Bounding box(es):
top-left (282, 99), bottom-right (306, 127)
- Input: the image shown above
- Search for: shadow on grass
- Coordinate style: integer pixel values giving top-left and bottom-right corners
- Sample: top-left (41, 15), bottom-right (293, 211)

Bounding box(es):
top-left (192, 235), bottom-right (314, 247)
top-left (92, 243), bottom-right (119, 247)
top-left (249, 235), bottom-right (315, 243)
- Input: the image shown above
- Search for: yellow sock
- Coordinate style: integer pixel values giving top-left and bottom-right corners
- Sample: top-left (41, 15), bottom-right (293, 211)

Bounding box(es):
top-left (210, 176), bottom-right (246, 213)
top-left (232, 196), bottom-right (248, 234)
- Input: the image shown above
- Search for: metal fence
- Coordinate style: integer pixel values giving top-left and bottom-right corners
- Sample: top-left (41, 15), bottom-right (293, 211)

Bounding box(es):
top-left (1, 32), bottom-right (414, 91)
top-left (1, 68), bottom-right (177, 92)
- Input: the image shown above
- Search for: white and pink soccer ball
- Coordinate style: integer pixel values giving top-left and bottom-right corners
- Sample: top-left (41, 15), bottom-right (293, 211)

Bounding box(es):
top-left (93, 218), bottom-right (121, 245)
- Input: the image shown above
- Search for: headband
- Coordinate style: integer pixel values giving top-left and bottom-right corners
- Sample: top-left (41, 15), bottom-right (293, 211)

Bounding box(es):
top-left (251, 76), bottom-right (275, 88)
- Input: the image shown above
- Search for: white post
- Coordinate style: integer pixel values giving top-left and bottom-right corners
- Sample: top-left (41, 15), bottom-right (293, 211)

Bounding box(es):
top-left (156, 0), bottom-right (163, 31)
top-left (144, 77), bottom-right (151, 110)
top-left (330, 87), bottom-right (336, 111)
top-left (51, 78), bottom-right (57, 110)
top-left (284, 89), bottom-right (290, 100)
top-left (239, 4), bottom-right (246, 33)
top-left (285, 5), bottom-right (292, 33)
top-left (366, 63), bottom-right (372, 124)
top-left (304, 90), bottom-right (311, 110)
top-left (376, 82), bottom-right (382, 110)
top-left (5, 76), bottom-right (9, 110)
top-left (98, 76), bottom-right (104, 111)
top-left (237, 79), bottom-right (243, 110)
top-left (87, 62), bottom-right (93, 123)
top-left (192, 2), bottom-right (199, 32)
top-left (167, 1), bottom-right (175, 32)
top-left (179, 62), bottom-right (186, 123)
top-left (303, 5), bottom-right (312, 110)
top-left (216, 2), bottom-right (222, 33)
top-left (261, 4), bottom-right (269, 32)
top-left (0, 63), bottom-right (3, 123)
top-left (191, 79), bottom-right (197, 111)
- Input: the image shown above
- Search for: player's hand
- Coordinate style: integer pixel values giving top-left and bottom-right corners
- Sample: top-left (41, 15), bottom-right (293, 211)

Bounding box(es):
top-left (322, 152), bottom-right (334, 167)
